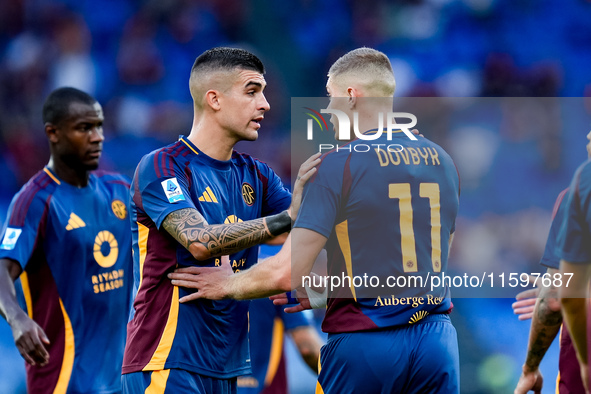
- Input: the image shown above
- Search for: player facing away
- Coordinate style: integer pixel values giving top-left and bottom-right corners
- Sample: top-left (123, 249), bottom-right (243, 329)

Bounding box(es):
top-left (121, 47), bottom-right (305, 393)
top-left (0, 87), bottom-right (133, 393)
top-left (513, 132), bottom-right (591, 394)
top-left (558, 135), bottom-right (591, 392)
top-left (513, 187), bottom-right (586, 394)
top-left (170, 48), bottom-right (461, 393)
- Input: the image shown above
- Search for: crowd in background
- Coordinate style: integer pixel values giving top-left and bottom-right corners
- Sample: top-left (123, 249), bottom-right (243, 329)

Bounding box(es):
top-left (1, 0), bottom-right (591, 392)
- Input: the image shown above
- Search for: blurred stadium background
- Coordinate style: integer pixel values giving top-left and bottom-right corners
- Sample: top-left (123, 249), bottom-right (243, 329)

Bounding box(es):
top-left (1, 0), bottom-right (591, 393)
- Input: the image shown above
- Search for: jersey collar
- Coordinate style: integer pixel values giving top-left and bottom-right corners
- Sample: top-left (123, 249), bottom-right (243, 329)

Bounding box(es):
top-left (43, 167), bottom-right (62, 185)
top-left (178, 136), bottom-right (232, 171)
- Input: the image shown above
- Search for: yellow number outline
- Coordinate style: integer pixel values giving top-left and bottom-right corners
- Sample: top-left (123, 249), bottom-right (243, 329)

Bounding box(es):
top-left (389, 183), bottom-right (441, 273)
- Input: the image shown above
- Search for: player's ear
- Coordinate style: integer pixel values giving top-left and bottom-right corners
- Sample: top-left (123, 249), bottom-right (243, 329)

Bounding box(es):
top-left (45, 123), bottom-right (59, 143)
top-left (205, 90), bottom-right (221, 111)
top-left (347, 87), bottom-right (357, 109)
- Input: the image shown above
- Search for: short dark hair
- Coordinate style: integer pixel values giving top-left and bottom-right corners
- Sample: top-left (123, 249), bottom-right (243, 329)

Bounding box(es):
top-left (42, 87), bottom-right (97, 124)
top-left (191, 47), bottom-right (265, 76)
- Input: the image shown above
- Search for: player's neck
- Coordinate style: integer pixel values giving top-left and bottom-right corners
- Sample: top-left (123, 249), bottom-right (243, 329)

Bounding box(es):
top-left (355, 109), bottom-right (391, 135)
top-left (47, 157), bottom-right (90, 188)
top-left (187, 124), bottom-right (234, 162)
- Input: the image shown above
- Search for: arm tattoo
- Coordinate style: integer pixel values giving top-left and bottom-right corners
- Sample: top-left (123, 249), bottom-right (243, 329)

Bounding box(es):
top-left (162, 208), bottom-right (207, 249)
top-left (524, 294), bottom-right (562, 370)
top-left (537, 296), bottom-right (562, 326)
top-left (525, 327), bottom-right (550, 370)
top-left (162, 208), bottom-right (291, 258)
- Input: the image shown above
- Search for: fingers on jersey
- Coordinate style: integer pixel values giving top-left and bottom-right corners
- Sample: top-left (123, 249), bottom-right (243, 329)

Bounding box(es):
top-left (169, 256), bottom-right (232, 301)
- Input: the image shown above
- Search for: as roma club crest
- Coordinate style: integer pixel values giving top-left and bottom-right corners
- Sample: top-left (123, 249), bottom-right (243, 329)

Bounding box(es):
top-left (111, 200), bottom-right (127, 220)
top-left (241, 183), bottom-right (255, 206)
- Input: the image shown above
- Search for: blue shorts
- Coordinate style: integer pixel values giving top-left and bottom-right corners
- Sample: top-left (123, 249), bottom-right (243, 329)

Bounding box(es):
top-left (122, 369), bottom-right (237, 394)
top-left (316, 314), bottom-right (459, 394)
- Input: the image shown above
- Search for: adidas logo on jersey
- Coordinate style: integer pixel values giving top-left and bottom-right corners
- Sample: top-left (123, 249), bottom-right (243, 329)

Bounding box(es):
top-left (66, 213), bottom-right (86, 230)
top-left (198, 187), bottom-right (218, 203)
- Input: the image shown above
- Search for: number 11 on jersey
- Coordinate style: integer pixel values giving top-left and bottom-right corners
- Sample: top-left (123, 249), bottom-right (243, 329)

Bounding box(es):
top-left (389, 183), bottom-right (441, 273)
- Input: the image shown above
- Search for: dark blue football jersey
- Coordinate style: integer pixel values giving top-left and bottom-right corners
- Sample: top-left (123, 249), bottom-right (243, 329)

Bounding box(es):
top-left (295, 130), bottom-right (460, 332)
top-left (0, 167), bottom-right (132, 394)
top-left (558, 159), bottom-right (591, 264)
top-left (540, 188), bottom-right (569, 269)
top-left (123, 137), bottom-right (291, 378)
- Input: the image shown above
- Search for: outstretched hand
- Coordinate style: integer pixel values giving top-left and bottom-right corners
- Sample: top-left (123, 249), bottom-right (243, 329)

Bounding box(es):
top-left (270, 287), bottom-right (312, 313)
top-left (169, 256), bottom-right (233, 302)
top-left (512, 274), bottom-right (544, 320)
top-left (512, 287), bottom-right (539, 320)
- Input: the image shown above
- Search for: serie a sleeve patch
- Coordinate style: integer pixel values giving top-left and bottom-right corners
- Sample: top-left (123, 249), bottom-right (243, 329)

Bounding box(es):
top-left (161, 178), bottom-right (186, 203)
top-left (0, 228), bottom-right (22, 250)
